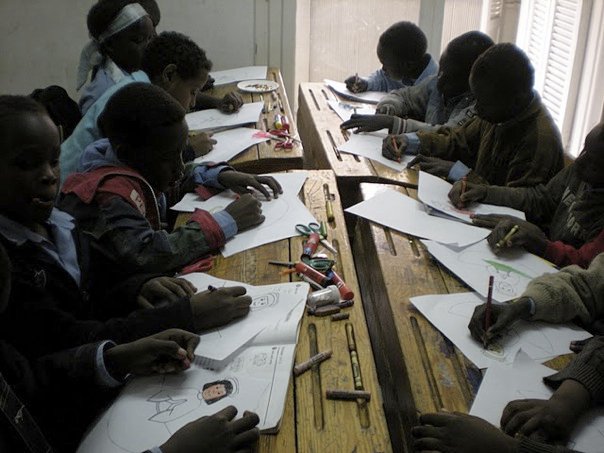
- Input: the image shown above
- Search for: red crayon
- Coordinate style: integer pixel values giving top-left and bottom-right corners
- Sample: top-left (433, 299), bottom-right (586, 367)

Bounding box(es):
top-left (325, 269), bottom-right (354, 300)
top-left (294, 262), bottom-right (330, 287)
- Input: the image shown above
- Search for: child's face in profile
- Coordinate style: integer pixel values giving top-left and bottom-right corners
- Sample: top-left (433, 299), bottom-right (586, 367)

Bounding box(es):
top-left (137, 119), bottom-right (188, 193)
top-left (470, 74), bottom-right (521, 124)
top-left (0, 112), bottom-right (60, 231)
top-left (576, 123), bottom-right (604, 186)
top-left (104, 16), bottom-right (155, 74)
top-left (437, 51), bottom-right (469, 101)
top-left (167, 69), bottom-right (209, 112)
top-left (377, 44), bottom-right (413, 81)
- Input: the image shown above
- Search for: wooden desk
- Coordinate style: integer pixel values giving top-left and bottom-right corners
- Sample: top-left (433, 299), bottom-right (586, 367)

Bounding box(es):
top-left (176, 170), bottom-right (391, 452)
top-left (297, 82), bottom-right (418, 188)
top-left (204, 68), bottom-right (303, 173)
top-left (350, 182), bottom-right (481, 452)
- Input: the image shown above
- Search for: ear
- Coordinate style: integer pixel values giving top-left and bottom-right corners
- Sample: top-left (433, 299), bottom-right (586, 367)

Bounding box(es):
top-left (161, 64), bottom-right (179, 86)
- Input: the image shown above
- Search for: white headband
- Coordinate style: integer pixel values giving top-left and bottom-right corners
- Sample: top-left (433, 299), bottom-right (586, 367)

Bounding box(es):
top-left (77, 3), bottom-right (149, 90)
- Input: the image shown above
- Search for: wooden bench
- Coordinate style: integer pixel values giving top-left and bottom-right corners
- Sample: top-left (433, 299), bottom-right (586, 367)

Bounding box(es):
top-left (176, 170), bottom-right (392, 452)
top-left (203, 68), bottom-right (303, 173)
top-left (297, 82), bottom-right (418, 188)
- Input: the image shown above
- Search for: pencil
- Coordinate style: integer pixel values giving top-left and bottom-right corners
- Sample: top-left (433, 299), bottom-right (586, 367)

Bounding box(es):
top-left (483, 275), bottom-right (494, 349)
top-left (461, 176), bottom-right (467, 198)
top-left (390, 136), bottom-right (401, 163)
top-left (495, 224), bottom-right (519, 248)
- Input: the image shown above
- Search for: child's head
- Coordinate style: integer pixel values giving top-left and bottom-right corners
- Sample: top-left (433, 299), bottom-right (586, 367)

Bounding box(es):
top-left (0, 242), bottom-right (11, 314)
top-left (575, 123), bottom-right (604, 186)
top-left (437, 31), bottom-right (494, 101)
top-left (377, 21), bottom-right (428, 81)
top-left (98, 83), bottom-right (187, 193)
top-left (142, 31), bottom-right (213, 111)
top-left (469, 43), bottom-right (534, 124)
top-left (0, 96), bottom-right (60, 231)
top-left (137, 0), bottom-right (160, 28)
top-left (87, 0), bottom-right (155, 74)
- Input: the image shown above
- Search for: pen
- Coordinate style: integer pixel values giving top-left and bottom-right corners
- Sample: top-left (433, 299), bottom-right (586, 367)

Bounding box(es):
top-left (207, 285), bottom-right (218, 292)
top-left (483, 275), bottom-right (494, 349)
top-left (391, 136), bottom-right (401, 163)
top-left (495, 224), bottom-right (519, 248)
top-left (461, 176), bottom-right (467, 198)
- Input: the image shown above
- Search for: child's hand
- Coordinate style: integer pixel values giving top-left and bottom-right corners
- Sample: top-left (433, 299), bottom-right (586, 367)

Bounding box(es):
top-left (190, 132), bottom-right (217, 157)
top-left (161, 406), bottom-right (260, 453)
top-left (412, 412), bottom-right (518, 453)
top-left (104, 329), bottom-right (200, 376)
top-left (218, 92), bottom-right (244, 113)
top-left (501, 379), bottom-right (591, 443)
top-left (344, 75), bottom-right (368, 93)
top-left (189, 286), bottom-right (252, 331)
top-left (482, 217), bottom-right (548, 255)
top-left (340, 114), bottom-right (395, 133)
top-left (224, 194), bottom-right (265, 232)
top-left (381, 134), bottom-right (408, 162)
top-left (138, 277), bottom-right (197, 309)
top-left (406, 155), bottom-right (455, 178)
top-left (448, 180), bottom-right (486, 208)
top-left (468, 298), bottom-right (532, 346)
top-left (376, 99), bottom-right (399, 115)
top-left (218, 171), bottom-right (283, 200)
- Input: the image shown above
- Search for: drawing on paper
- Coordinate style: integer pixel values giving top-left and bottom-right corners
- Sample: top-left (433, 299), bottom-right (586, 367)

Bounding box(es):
top-left (429, 199), bottom-right (474, 217)
top-left (201, 379), bottom-right (238, 405)
top-left (250, 293), bottom-right (279, 311)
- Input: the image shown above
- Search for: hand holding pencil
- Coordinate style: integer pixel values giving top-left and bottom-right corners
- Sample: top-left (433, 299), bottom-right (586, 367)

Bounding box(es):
top-left (382, 134), bottom-right (408, 162)
top-left (472, 216), bottom-right (549, 255)
top-left (344, 73), bottom-right (369, 93)
top-left (468, 297), bottom-right (534, 347)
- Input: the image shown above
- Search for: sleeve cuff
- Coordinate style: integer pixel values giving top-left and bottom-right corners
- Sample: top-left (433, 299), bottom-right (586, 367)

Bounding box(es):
top-left (212, 210), bottom-right (238, 240)
top-left (405, 133), bottom-right (420, 155)
top-left (96, 341), bottom-right (126, 388)
top-left (192, 164), bottom-right (231, 189)
top-left (544, 359), bottom-right (604, 402)
top-left (447, 160), bottom-right (471, 182)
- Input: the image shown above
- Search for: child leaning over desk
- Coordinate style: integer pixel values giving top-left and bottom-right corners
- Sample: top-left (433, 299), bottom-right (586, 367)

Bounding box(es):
top-left (343, 21), bottom-right (438, 93)
top-left (383, 44), bottom-right (564, 189)
top-left (0, 95), bottom-right (252, 359)
top-left (60, 82), bottom-right (281, 290)
top-left (0, 242), bottom-right (260, 453)
top-left (449, 122), bottom-right (604, 268)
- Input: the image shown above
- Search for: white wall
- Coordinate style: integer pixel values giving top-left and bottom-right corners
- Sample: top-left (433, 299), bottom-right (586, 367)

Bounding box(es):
top-left (0, 0), bottom-right (297, 101)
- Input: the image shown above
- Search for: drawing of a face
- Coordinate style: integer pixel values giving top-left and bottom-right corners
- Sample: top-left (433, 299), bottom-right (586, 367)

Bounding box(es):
top-left (250, 293), bottom-right (278, 311)
top-left (202, 380), bottom-right (234, 405)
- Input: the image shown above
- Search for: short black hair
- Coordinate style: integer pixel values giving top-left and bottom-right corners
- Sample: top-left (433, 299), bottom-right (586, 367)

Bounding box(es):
top-left (138, 0), bottom-right (160, 26)
top-left (0, 95), bottom-right (47, 137)
top-left (141, 31), bottom-right (212, 80)
top-left (98, 82), bottom-right (185, 157)
top-left (378, 21), bottom-right (427, 62)
top-left (471, 43), bottom-right (534, 95)
top-left (445, 31), bottom-right (494, 73)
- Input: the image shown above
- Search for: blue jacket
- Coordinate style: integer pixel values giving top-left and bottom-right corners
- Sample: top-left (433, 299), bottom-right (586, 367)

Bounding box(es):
top-left (365, 54), bottom-right (438, 92)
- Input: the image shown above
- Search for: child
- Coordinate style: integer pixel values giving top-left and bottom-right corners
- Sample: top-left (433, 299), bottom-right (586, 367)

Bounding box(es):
top-left (0, 95), bottom-right (252, 358)
top-left (450, 123), bottom-right (604, 268)
top-left (343, 21), bottom-right (438, 93)
top-left (61, 31), bottom-right (258, 184)
top-left (78, 0), bottom-right (155, 114)
top-left (60, 82), bottom-right (280, 281)
top-left (340, 31), bottom-right (493, 134)
top-left (383, 43), bottom-right (564, 188)
top-left (0, 243), bottom-right (260, 452)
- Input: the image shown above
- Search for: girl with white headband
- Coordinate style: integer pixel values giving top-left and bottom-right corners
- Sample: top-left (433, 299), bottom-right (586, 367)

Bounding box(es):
top-left (78, 0), bottom-right (155, 115)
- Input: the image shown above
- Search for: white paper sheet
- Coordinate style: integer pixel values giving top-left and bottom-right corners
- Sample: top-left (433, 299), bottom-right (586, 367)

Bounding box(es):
top-left (327, 99), bottom-right (375, 122)
top-left (78, 344), bottom-right (297, 452)
top-left (421, 239), bottom-right (558, 302)
top-left (210, 65), bottom-right (268, 86)
top-left (470, 351), bottom-right (604, 452)
top-left (410, 292), bottom-right (591, 369)
top-left (345, 188), bottom-right (490, 247)
top-left (171, 172), bottom-right (316, 257)
top-left (180, 272), bottom-right (308, 366)
top-left (418, 171), bottom-right (526, 223)
top-left (186, 102), bottom-right (263, 132)
top-left (193, 128), bottom-right (269, 164)
top-left (324, 79), bottom-right (385, 104)
top-left (338, 130), bottom-right (414, 171)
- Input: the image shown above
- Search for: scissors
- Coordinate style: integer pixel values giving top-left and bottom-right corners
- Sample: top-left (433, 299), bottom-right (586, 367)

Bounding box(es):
top-left (295, 223), bottom-right (338, 255)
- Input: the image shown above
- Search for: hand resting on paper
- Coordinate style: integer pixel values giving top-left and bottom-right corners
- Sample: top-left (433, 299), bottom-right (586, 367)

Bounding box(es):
top-left (340, 114), bottom-right (395, 133)
top-left (224, 193), bottom-right (265, 232)
top-left (218, 92), bottom-right (244, 114)
top-left (344, 75), bottom-right (369, 93)
top-left (501, 379), bottom-right (591, 444)
top-left (472, 215), bottom-right (549, 256)
top-left (190, 286), bottom-right (252, 331)
top-left (161, 406), bottom-right (260, 453)
top-left (412, 412), bottom-right (519, 453)
top-left (104, 328), bottom-right (200, 376)
top-left (189, 132), bottom-right (217, 157)
top-left (405, 155), bottom-right (455, 179)
top-left (448, 180), bottom-right (487, 208)
top-left (468, 297), bottom-right (533, 346)
top-left (137, 276), bottom-right (197, 309)
top-left (218, 171), bottom-right (283, 200)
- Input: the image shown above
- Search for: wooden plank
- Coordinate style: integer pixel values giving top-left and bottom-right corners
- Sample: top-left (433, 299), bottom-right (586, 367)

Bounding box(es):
top-left (174, 170), bottom-right (391, 452)
top-left (351, 182), bottom-right (481, 452)
top-left (204, 67), bottom-right (303, 173)
top-left (297, 82), bottom-right (419, 188)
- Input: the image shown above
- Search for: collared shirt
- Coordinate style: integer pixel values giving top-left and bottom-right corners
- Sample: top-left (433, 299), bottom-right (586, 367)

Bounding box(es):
top-left (79, 58), bottom-right (130, 115)
top-left (0, 209), bottom-right (81, 286)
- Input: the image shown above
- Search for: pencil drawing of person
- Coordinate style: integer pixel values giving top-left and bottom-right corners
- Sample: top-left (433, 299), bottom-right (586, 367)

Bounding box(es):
top-left (202, 379), bottom-right (235, 405)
